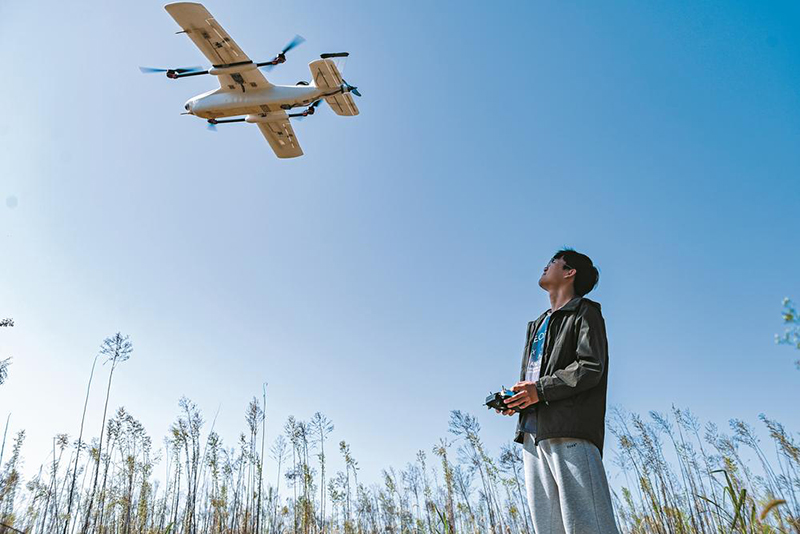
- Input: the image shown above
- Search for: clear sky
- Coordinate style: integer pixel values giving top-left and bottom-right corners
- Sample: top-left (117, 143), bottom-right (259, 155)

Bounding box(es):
top-left (1, 0), bottom-right (799, 489)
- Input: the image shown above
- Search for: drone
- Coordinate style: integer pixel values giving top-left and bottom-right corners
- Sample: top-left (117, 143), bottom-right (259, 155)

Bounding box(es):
top-left (141, 2), bottom-right (361, 159)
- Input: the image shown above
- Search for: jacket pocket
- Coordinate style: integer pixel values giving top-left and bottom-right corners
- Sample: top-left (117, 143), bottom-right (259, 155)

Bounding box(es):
top-left (558, 395), bottom-right (577, 408)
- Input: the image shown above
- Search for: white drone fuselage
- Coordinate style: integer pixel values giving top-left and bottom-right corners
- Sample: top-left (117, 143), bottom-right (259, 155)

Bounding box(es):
top-left (187, 85), bottom-right (333, 121)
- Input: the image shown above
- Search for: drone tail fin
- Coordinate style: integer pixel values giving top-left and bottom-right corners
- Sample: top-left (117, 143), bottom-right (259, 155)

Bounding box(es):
top-left (309, 58), bottom-right (343, 90)
top-left (309, 59), bottom-right (360, 116)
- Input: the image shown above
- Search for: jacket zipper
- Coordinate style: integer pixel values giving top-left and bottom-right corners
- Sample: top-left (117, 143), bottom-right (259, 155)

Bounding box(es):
top-left (538, 312), bottom-right (556, 407)
top-left (523, 302), bottom-right (576, 435)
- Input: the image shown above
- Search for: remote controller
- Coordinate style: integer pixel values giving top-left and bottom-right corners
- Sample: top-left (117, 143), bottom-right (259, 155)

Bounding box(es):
top-left (485, 387), bottom-right (521, 413)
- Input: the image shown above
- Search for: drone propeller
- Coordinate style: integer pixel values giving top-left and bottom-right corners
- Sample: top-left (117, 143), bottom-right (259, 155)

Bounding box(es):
top-left (289, 99), bottom-right (323, 121)
top-left (342, 79), bottom-right (361, 97)
top-left (281, 34), bottom-right (306, 55)
top-left (260, 35), bottom-right (306, 71)
top-left (139, 66), bottom-right (204, 79)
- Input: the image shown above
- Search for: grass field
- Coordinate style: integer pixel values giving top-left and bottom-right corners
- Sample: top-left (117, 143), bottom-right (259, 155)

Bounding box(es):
top-left (1, 392), bottom-right (798, 533)
top-left (3, 310), bottom-right (800, 534)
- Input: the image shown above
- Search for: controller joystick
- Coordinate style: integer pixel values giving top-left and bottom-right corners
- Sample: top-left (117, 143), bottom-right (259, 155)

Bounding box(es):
top-left (485, 386), bottom-right (521, 413)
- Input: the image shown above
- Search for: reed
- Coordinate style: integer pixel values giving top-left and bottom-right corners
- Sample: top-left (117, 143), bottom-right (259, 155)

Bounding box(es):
top-left (1, 321), bottom-right (798, 533)
top-left (4, 393), bottom-right (798, 534)
top-left (777, 298), bottom-right (800, 369)
top-left (0, 360), bottom-right (10, 387)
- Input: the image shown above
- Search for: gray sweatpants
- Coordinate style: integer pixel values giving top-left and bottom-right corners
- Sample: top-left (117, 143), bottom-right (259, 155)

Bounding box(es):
top-left (522, 433), bottom-right (619, 534)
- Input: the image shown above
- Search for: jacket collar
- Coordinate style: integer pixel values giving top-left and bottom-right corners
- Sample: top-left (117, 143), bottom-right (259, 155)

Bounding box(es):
top-left (545, 295), bottom-right (582, 315)
top-left (547, 296), bottom-right (601, 314)
top-left (558, 296), bottom-right (583, 312)
top-left (533, 296), bottom-right (600, 325)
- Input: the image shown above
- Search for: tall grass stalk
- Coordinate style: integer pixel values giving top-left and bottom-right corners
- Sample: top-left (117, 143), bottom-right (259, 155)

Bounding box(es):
top-left (1, 357), bottom-right (797, 533)
top-left (82, 333), bottom-right (132, 533)
top-left (62, 353), bottom-right (98, 534)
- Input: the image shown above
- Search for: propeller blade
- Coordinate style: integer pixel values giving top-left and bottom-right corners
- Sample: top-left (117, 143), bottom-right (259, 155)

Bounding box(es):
top-left (342, 79), bottom-right (361, 97)
top-left (139, 66), bottom-right (203, 74)
top-left (258, 35), bottom-right (305, 71)
top-left (282, 34), bottom-right (306, 54)
top-left (206, 121), bottom-right (218, 132)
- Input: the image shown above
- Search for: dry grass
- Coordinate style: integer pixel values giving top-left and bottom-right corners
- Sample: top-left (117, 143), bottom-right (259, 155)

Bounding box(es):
top-left (1, 397), bottom-right (798, 533)
top-left (1, 329), bottom-right (798, 533)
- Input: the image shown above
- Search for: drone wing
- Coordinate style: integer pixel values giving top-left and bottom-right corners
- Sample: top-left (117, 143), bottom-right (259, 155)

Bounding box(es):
top-left (165, 2), bottom-right (271, 91)
top-left (255, 112), bottom-right (303, 159)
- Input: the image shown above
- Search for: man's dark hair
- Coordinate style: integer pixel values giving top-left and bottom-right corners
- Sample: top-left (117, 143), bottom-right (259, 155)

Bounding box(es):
top-left (553, 248), bottom-right (599, 296)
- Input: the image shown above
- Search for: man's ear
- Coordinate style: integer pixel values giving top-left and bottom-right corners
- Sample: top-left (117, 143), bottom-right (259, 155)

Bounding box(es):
top-left (563, 268), bottom-right (576, 280)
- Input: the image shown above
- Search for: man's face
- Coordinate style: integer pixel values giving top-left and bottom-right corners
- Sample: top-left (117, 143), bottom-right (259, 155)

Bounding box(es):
top-left (538, 256), bottom-right (574, 289)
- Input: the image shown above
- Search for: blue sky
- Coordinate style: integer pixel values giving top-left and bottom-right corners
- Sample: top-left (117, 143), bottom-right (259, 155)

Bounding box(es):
top-left (1, 0), bottom-right (799, 488)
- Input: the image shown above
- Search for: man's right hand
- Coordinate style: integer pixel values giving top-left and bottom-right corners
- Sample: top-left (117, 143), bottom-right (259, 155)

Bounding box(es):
top-left (494, 408), bottom-right (515, 416)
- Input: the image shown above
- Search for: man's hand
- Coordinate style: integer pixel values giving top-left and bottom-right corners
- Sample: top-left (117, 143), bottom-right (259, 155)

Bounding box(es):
top-left (505, 381), bottom-right (540, 411)
top-left (494, 407), bottom-right (516, 416)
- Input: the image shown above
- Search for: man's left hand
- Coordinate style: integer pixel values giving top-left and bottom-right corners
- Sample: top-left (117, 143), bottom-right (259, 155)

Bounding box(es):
top-left (505, 381), bottom-right (540, 410)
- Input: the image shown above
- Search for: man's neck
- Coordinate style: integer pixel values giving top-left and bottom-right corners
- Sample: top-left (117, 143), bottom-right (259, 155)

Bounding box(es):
top-left (548, 287), bottom-right (576, 312)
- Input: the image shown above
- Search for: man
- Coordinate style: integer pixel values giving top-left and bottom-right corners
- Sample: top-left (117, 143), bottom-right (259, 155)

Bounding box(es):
top-left (498, 249), bottom-right (619, 534)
